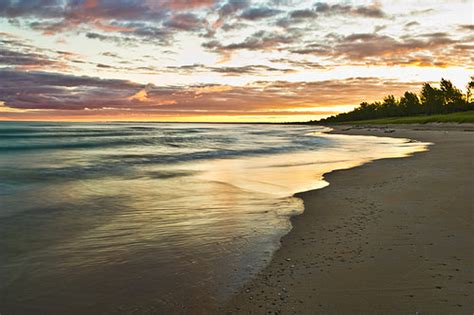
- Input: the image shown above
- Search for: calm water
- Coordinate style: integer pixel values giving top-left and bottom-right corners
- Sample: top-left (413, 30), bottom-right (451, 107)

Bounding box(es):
top-left (0, 122), bottom-right (427, 314)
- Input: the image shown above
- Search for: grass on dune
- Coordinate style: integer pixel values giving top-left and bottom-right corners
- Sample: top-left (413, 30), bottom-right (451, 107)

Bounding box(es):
top-left (336, 110), bottom-right (474, 125)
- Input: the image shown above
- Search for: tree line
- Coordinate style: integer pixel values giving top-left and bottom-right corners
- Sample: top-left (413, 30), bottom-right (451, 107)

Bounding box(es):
top-left (317, 78), bottom-right (474, 123)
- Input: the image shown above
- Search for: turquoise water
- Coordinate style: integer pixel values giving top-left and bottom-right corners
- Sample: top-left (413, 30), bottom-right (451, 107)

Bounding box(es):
top-left (0, 122), bottom-right (427, 313)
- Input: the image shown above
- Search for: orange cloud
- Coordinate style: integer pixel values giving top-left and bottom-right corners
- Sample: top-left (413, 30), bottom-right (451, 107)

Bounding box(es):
top-left (193, 85), bottom-right (233, 95)
top-left (129, 89), bottom-right (149, 102)
top-left (129, 89), bottom-right (177, 106)
top-left (83, 0), bottom-right (98, 9)
top-left (93, 20), bottom-right (135, 33)
top-left (162, 0), bottom-right (215, 10)
top-left (156, 100), bottom-right (178, 106)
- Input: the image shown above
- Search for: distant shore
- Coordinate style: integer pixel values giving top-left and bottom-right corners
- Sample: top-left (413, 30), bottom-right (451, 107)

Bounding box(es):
top-left (224, 123), bottom-right (474, 314)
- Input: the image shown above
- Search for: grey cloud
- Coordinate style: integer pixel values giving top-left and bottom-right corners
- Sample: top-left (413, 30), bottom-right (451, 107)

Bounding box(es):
top-left (291, 31), bottom-right (471, 68)
top-left (210, 64), bottom-right (295, 75)
top-left (420, 32), bottom-right (450, 38)
top-left (240, 7), bottom-right (282, 20)
top-left (203, 30), bottom-right (299, 52)
top-left (97, 63), bottom-right (113, 69)
top-left (291, 43), bottom-right (331, 55)
top-left (374, 25), bottom-right (387, 32)
top-left (0, 69), bottom-right (143, 110)
top-left (289, 9), bottom-right (316, 19)
top-left (0, 0), bottom-right (64, 18)
top-left (458, 24), bottom-right (474, 31)
top-left (0, 32), bottom-right (78, 69)
top-left (102, 51), bottom-right (120, 58)
top-left (270, 58), bottom-right (327, 69)
top-left (85, 31), bottom-right (167, 46)
top-left (0, 48), bottom-right (57, 67)
top-left (314, 2), bottom-right (387, 18)
top-left (404, 21), bottom-right (420, 28)
top-left (86, 32), bottom-right (130, 44)
top-left (217, 0), bottom-right (250, 18)
top-left (0, 0), bottom-right (195, 45)
top-left (166, 63), bottom-right (295, 75)
top-left (163, 13), bottom-right (205, 31)
top-left (353, 6), bottom-right (385, 18)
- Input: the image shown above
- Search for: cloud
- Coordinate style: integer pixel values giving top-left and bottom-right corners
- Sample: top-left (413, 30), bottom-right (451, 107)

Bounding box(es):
top-left (163, 13), bottom-right (206, 31)
top-left (352, 6), bottom-right (386, 18)
top-left (214, 0), bottom-right (250, 28)
top-left (0, 100), bottom-right (31, 113)
top-left (0, 0), bottom-right (166, 23)
top-left (0, 68), bottom-right (426, 120)
top-left (289, 9), bottom-right (316, 19)
top-left (128, 87), bottom-right (150, 102)
top-left (0, 48), bottom-right (58, 67)
top-left (291, 31), bottom-right (472, 68)
top-left (0, 0), bottom-right (202, 44)
top-left (270, 58), bottom-right (327, 70)
top-left (96, 63), bottom-right (113, 68)
top-left (101, 51), bottom-right (120, 58)
top-left (163, 63), bottom-right (296, 76)
top-left (193, 84), bottom-right (233, 94)
top-left (161, 0), bottom-right (216, 10)
top-left (314, 2), bottom-right (387, 18)
top-left (0, 0), bottom-right (64, 18)
top-left (0, 32), bottom-right (78, 70)
top-left (458, 24), bottom-right (474, 32)
top-left (408, 8), bottom-right (435, 16)
top-left (203, 30), bottom-right (299, 53)
top-left (210, 64), bottom-right (295, 75)
top-left (240, 7), bottom-right (282, 20)
top-left (404, 21), bottom-right (420, 29)
top-left (169, 63), bottom-right (297, 75)
top-left (336, 33), bottom-right (458, 61)
top-left (0, 69), bottom-right (142, 110)
top-left (85, 32), bottom-right (136, 45)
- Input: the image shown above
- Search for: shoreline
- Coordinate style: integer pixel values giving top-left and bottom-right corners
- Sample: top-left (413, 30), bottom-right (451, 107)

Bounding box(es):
top-left (224, 123), bottom-right (473, 314)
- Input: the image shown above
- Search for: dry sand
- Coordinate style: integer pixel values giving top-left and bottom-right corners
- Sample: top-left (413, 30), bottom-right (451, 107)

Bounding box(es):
top-left (224, 124), bottom-right (474, 314)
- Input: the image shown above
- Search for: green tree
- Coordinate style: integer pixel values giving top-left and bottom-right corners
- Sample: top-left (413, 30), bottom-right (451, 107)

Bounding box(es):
top-left (317, 78), bottom-right (472, 124)
top-left (380, 95), bottom-right (400, 117)
top-left (440, 78), bottom-right (465, 112)
top-left (399, 91), bottom-right (421, 115)
top-left (420, 83), bottom-right (444, 114)
top-left (467, 76), bottom-right (474, 103)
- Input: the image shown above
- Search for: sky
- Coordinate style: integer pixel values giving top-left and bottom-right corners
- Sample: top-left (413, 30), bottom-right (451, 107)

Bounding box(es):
top-left (0, 0), bottom-right (473, 122)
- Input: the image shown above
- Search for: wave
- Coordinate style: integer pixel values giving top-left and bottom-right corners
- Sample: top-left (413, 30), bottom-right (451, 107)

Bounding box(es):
top-left (0, 124), bottom-right (327, 156)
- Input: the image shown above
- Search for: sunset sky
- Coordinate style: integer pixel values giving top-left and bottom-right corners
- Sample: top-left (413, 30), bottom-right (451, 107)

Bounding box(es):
top-left (0, 0), bottom-right (472, 122)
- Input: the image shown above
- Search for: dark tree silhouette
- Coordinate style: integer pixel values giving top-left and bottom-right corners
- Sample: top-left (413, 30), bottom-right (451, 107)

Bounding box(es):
top-left (440, 78), bottom-right (465, 112)
top-left (465, 76), bottom-right (473, 103)
top-left (399, 92), bottom-right (421, 116)
top-left (420, 83), bottom-right (444, 114)
top-left (317, 78), bottom-right (474, 123)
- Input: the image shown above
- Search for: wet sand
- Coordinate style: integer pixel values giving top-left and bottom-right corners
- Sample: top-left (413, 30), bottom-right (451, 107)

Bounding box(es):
top-left (224, 124), bottom-right (474, 314)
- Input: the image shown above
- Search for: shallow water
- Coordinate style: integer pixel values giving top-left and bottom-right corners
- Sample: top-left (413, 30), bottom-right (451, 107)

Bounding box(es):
top-left (0, 122), bottom-right (427, 313)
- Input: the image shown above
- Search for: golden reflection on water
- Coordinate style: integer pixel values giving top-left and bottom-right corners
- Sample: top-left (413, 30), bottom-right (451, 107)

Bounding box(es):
top-left (195, 132), bottom-right (428, 198)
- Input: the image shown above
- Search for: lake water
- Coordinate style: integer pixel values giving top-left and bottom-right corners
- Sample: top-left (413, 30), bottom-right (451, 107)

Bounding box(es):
top-left (0, 122), bottom-right (427, 314)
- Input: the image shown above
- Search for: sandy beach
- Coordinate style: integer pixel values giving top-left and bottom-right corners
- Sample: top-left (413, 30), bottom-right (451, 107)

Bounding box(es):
top-left (225, 124), bottom-right (474, 314)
